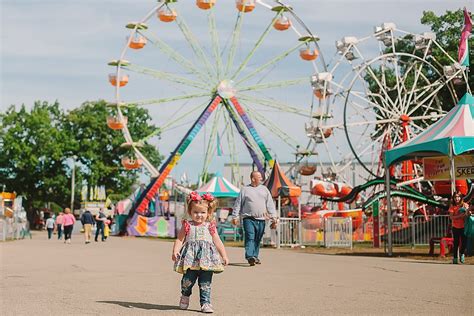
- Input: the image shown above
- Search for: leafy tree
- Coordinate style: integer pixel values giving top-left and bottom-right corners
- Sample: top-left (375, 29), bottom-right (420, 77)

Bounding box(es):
top-left (65, 100), bottom-right (162, 200)
top-left (0, 101), bottom-right (72, 213)
top-left (0, 100), bottom-right (162, 218)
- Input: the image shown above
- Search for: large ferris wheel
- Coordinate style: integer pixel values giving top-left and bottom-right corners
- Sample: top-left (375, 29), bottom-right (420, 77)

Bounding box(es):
top-left (305, 22), bottom-right (461, 185)
top-left (108, 0), bottom-right (329, 194)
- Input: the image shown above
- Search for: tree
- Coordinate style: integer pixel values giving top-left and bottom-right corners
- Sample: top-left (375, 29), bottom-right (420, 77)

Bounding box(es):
top-left (0, 100), bottom-right (162, 216)
top-left (65, 100), bottom-right (162, 200)
top-left (0, 102), bottom-right (73, 212)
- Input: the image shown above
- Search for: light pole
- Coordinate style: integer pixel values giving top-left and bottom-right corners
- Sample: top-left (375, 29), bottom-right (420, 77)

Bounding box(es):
top-left (70, 156), bottom-right (77, 211)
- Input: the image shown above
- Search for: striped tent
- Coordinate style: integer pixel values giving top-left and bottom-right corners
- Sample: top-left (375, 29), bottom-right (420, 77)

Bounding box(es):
top-left (196, 172), bottom-right (240, 198)
top-left (265, 161), bottom-right (302, 198)
top-left (386, 93), bottom-right (474, 166)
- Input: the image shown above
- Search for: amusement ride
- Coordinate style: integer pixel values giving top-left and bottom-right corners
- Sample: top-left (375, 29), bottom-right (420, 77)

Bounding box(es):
top-left (107, 1), bottom-right (473, 237)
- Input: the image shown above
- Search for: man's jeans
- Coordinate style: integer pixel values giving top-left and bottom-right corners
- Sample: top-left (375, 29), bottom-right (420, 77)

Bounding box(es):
top-left (57, 225), bottom-right (63, 240)
top-left (243, 218), bottom-right (265, 260)
top-left (181, 269), bottom-right (213, 305)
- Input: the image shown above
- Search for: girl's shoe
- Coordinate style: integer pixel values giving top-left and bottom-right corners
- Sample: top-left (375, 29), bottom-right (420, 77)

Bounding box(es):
top-left (179, 295), bottom-right (190, 310)
top-left (201, 303), bottom-right (214, 313)
top-left (453, 258), bottom-right (458, 264)
top-left (460, 254), bottom-right (465, 264)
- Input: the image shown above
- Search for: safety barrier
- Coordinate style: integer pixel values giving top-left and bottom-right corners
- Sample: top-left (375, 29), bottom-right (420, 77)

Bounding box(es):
top-left (278, 217), bottom-right (300, 246)
top-left (298, 214), bottom-right (451, 247)
top-left (324, 217), bottom-right (353, 248)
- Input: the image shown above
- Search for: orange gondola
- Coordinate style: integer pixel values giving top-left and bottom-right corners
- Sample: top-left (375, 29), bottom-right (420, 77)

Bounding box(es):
top-left (158, 8), bottom-right (177, 22)
top-left (310, 180), bottom-right (338, 198)
top-left (129, 35), bottom-right (147, 50)
top-left (273, 16), bottom-right (291, 31)
top-left (299, 48), bottom-right (319, 61)
top-left (121, 157), bottom-right (143, 170)
top-left (236, 0), bottom-right (255, 12)
top-left (299, 164), bottom-right (317, 176)
top-left (108, 74), bottom-right (129, 87)
top-left (107, 116), bottom-right (128, 130)
top-left (196, 0), bottom-right (216, 10)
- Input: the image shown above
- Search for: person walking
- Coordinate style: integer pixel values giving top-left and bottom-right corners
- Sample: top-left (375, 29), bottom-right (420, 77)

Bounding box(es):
top-left (80, 210), bottom-right (95, 244)
top-left (95, 208), bottom-right (106, 242)
top-left (63, 208), bottom-right (76, 244)
top-left (449, 192), bottom-right (469, 264)
top-left (45, 215), bottom-right (55, 239)
top-left (232, 171), bottom-right (277, 266)
top-left (55, 212), bottom-right (64, 240)
top-left (172, 192), bottom-right (228, 313)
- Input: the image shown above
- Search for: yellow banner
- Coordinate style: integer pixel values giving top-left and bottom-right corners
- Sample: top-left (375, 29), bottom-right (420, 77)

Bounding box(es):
top-left (423, 155), bottom-right (474, 180)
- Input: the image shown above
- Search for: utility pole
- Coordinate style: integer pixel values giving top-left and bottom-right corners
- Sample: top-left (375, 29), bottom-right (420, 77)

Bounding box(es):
top-left (70, 156), bottom-right (77, 211)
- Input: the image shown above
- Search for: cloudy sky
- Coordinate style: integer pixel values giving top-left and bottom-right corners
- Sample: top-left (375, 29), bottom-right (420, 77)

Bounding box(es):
top-left (1, 0), bottom-right (470, 184)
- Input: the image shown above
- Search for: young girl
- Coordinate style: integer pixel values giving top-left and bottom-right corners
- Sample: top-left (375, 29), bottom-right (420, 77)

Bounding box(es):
top-left (172, 191), bottom-right (229, 313)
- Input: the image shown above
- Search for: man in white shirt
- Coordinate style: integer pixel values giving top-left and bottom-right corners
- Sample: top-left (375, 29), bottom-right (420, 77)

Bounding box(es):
top-left (232, 171), bottom-right (277, 266)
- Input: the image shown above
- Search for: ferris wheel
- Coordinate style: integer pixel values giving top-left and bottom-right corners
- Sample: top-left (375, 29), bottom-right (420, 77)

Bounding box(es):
top-left (107, 0), bottom-right (328, 187)
top-left (307, 22), bottom-right (462, 184)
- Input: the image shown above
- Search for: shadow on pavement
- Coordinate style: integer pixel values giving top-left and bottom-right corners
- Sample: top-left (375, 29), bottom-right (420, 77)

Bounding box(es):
top-left (228, 262), bottom-right (251, 267)
top-left (97, 300), bottom-right (187, 311)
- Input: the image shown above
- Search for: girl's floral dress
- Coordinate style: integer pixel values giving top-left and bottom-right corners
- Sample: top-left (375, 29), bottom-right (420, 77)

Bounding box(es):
top-left (174, 220), bottom-right (224, 274)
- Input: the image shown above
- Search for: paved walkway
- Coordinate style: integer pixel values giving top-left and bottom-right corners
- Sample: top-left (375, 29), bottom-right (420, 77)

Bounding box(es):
top-left (1, 231), bottom-right (472, 315)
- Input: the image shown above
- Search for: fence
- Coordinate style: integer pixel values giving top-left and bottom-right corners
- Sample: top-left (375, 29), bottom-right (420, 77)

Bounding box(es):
top-left (0, 218), bottom-right (23, 241)
top-left (290, 214), bottom-right (451, 248)
top-left (324, 217), bottom-right (353, 248)
top-left (385, 215), bottom-right (451, 246)
top-left (278, 217), bottom-right (300, 247)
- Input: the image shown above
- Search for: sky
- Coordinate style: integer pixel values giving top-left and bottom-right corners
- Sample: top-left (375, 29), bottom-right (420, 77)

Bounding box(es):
top-left (1, 0), bottom-right (471, 185)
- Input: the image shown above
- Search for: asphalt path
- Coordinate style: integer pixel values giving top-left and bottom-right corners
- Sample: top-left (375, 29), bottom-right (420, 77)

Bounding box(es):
top-left (1, 230), bottom-right (472, 315)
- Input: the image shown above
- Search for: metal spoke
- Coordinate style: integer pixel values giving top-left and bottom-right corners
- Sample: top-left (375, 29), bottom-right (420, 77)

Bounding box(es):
top-left (238, 77), bottom-right (308, 92)
top-left (160, 100), bottom-right (209, 131)
top-left (225, 12), bottom-right (244, 77)
top-left (239, 93), bottom-right (312, 117)
top-left (389, 31), bottom-right (404, 109)
top-left (406, 73), bottom-right (457, 117)
top-left (245, 105), bottom-right (300, 149)
top-left (175, 15), bottom-right (216, 81)
top-left (231, 11), bottom-right (283, 80)
top-left (363, 65), bottom-right (399, 112)
top-left (208, 8), bottom-right (224, 81)
top-left (128, 92), bottom-right (210, 106)
top-left (125, 64), bottom-right (209, 90)
top-left (402, 41), bottom-right (433, 113)
top-left (236, 41), bottom-right (306, 85)
top-left (139, 30), bottom-right (210, 82)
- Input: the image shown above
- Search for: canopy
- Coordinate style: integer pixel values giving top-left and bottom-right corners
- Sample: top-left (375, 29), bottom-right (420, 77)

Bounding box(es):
top-left (196, 172), bottom-right (240, 198)
top-left (385, 93), bottom-right (474, 166)
top-left (265, 161), bottom-right (302, 198)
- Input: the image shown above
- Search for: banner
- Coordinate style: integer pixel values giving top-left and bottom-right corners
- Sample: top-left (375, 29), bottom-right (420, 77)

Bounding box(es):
top-left (423, 155), bottom-right (474, 180)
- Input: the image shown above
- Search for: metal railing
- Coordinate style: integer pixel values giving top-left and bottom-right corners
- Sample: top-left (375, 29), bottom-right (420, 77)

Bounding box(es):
top-left (296, 214), bottom-right (451, 247)
top-left (278, 217), bottom-right (300, 247)
top-left (324, 217), bottom-right (353, 248)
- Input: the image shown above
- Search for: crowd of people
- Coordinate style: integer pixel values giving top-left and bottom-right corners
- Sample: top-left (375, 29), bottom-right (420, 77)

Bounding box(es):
top-left (44, 207), bottom-right (113, 244)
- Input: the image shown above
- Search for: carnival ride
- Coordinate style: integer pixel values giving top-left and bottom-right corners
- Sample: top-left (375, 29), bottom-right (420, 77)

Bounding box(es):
top-left (108, 1), bottom-right (472, 240)
top-left (108, 0), bottom-right (330, 233)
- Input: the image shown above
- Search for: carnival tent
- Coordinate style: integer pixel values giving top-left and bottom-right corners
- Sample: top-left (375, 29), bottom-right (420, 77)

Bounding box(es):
top-left (196, 172), bottom-right (240, 198)
top-left (265, 161), bottom-right (302, 198)
top-left (383, 93), bottom-right (474, 256)
top-left (385, 93), bottom-right (474, 166)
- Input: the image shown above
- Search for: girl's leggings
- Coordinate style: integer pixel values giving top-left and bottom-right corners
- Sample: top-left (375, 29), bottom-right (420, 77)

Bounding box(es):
top-left (64, 225), bottom-right (74, 240)
top-left (452, 227), bottom-right (466, 259)
top-left (181, 269), bottom-right (213, 305)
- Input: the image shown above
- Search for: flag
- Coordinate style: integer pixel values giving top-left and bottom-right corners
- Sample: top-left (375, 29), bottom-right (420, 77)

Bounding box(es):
top-left (458, 8), bottom-right (472, 66)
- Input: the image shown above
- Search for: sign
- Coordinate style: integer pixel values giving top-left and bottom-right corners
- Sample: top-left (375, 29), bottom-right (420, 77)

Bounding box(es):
top-left (423, 155), bottom-right (474, 180)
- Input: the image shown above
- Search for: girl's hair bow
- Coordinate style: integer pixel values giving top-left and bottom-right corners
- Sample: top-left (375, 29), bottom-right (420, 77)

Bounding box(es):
top-left (201, 192), bottom-right (215, 202)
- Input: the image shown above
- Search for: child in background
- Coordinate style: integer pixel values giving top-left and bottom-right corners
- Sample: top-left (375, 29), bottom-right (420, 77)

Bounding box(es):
top-left (172, 192), bottom-right (229, 313)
